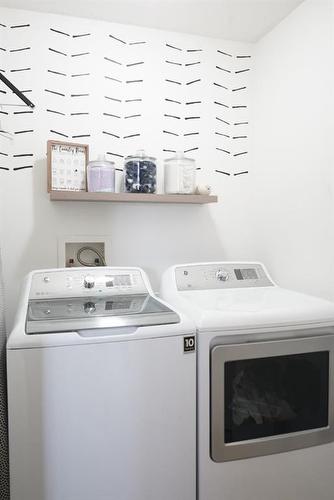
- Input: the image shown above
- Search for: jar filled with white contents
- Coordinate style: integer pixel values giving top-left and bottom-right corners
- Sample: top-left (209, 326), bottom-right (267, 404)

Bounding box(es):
top-left (87, 155), bottom-right (115, 193)
top-left (164, 151), bottom-right (196, 194)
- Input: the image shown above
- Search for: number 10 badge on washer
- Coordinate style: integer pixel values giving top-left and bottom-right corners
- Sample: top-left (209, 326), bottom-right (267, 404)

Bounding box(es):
top-left (184, 335), bottom-right (196, 353)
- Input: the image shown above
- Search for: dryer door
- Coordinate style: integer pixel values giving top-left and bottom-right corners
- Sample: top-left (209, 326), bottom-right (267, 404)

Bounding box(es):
top-left (211, 334), bottom-right (334, 462)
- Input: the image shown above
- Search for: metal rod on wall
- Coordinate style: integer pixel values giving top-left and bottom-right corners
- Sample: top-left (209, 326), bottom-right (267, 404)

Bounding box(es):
top-left (0, 73), bottom-right (35, 108)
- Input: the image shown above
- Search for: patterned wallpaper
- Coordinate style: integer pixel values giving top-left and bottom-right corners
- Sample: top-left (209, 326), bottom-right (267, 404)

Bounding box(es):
top-left (0, 8), bottom-right (252, 187)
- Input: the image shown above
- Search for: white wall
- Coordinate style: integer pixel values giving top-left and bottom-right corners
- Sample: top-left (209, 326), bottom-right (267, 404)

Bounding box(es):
top-left (250, 0), bottom-right (334, 299)
top-left (1, 1), bottom-right (333, 330)
top-left (0, 7), bottom-right (253, 327)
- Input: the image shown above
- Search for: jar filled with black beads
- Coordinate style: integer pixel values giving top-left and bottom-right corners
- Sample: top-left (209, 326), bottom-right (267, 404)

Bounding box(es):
top-left (124, 150), bottom-right (157, 193)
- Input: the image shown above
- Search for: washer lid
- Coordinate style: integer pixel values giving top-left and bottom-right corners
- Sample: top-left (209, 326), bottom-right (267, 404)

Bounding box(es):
top-left (174, 287), bottom-right (334, 332)
top-left (26, 293), bottom-right (180, 334)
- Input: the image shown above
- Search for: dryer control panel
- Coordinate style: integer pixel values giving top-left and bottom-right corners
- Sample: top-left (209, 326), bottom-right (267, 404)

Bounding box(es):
top-left (29, 268), bottom-right (147, 299)
top-left (175, 263), bottom-right (274, 291)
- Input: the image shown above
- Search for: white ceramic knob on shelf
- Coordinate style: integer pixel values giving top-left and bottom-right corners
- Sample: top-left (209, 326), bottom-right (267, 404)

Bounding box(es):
top-left (195, 184), bottom-right (212, 195)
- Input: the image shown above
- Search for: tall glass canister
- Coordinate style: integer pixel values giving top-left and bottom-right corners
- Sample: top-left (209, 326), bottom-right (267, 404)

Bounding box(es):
top-left (124, 150), bottom-right (157, 193)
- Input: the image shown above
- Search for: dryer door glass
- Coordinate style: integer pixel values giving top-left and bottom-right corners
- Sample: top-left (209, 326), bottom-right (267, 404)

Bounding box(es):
top-left (224, 351), bottom-right (329, 443)
top-left (211, 333), bottom-right (334, 462)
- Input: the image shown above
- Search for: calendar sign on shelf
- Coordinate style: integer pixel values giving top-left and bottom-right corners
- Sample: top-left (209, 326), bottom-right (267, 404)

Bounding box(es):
top-left (47, 140), bottom-right (89, 192)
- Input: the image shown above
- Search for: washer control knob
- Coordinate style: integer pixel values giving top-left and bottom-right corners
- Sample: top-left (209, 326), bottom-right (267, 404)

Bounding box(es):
top-left (84, 301), bottom-right (96, 314)
top-left (84, 275), bottom-right (95, 289)
top-left (216, 269), bottom-right (229, 282)
top-left (43, 276), bottom-right (50, 283)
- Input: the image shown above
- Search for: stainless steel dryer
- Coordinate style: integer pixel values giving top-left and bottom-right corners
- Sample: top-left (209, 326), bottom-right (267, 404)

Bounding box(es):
top-left (161, 261), bottom-right (334, 500)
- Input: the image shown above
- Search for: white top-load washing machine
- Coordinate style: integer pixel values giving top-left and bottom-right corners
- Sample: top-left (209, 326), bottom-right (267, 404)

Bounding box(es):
top-left (160, 261), bottom-right (334, 500)
top-left (7, 267), bottom-right (196, 500)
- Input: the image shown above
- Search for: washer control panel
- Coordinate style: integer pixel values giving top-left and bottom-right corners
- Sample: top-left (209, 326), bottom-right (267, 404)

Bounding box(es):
top-left (175, 263), bottom-right (274, 291)
top-left (29, 268), bottom-right (147, 299)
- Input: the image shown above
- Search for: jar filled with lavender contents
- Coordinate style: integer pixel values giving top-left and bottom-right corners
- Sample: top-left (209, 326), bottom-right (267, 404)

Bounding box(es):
top-left (124, 150), bottom-right (157, 193)
top-left (87, 155), bottom-right (115, 192)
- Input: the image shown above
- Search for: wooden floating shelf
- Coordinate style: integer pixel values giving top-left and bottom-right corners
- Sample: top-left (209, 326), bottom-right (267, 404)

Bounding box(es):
top-left (49, 191), bottom-right (218, 204)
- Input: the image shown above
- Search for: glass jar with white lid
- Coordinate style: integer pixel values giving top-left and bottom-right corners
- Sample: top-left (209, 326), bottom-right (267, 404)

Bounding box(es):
top-left (87, 155), bottom-right (115, 192)
top-left (164, 151), bottom-right (196, 194)
top-left (124, 150), bottom-right (157, 193)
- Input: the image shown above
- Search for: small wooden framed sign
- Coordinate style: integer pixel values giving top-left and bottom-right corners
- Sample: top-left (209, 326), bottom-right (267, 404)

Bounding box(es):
top-left (47, 140), bottom-right (89, 192)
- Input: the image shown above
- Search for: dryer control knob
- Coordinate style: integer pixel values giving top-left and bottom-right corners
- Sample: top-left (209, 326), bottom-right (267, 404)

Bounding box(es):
top-left (216, 269), bottom-right (229, 282)
top-left (84, 275), bottom-right (95, 289)
top-left (84, 301), bottom-right (96, 314)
